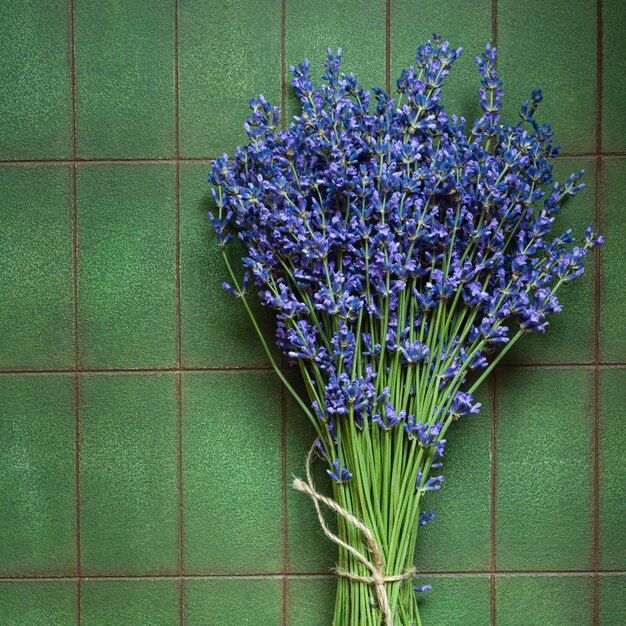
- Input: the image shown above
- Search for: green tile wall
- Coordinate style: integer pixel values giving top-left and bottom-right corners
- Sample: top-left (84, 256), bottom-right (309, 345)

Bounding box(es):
top-left (80, 579), bottom-right (179, 626)
top-left (0, 1), bottom-right (622, 624)
top-left (79, 373), bottom-right (179, 575)
top-left (496, 575), bottom-right (594, 625)
top-left (0, 1), bottom-right (71, 159)
top-left (74, 0), bottom-right (176, 159)
top-left (0, 166), bottom-right (74, 370)
top-left (77, 164), bottom-right (177, 369)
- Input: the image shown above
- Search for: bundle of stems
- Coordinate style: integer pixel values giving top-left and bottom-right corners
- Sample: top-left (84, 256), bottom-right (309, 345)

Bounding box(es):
top-left (209, 36), bottom-right (602, 625)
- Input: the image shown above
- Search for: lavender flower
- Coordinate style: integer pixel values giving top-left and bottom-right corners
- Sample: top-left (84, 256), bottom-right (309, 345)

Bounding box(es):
top-left (208, 35), bottom-right (602, 624)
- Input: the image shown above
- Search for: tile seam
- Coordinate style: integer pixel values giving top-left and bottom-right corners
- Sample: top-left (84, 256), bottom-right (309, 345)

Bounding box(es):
top-left (68, 0), bottom-right (80, 624)
top-left (173, 0), bottom-right (185, 623)
top-left (281, 383), bottom-right (288, 626)
top-left (592, 1), bottom-right (603, 624)
top-left (491, 3), bottom-right (498, 623)
top-left (3, 363), bottom-right (626, 377)
top-left (280, 2), bottom-right (288, 623)
top-left (1, 569), bottom-right (622, 583)
top-left (1, 152), bottom-right (625, 167)
top-left (0, 158), bottom-right (219, 165)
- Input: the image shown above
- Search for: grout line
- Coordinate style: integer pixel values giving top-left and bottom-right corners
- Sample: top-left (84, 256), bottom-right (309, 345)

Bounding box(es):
top-left (68, 0), bottom-right (80, 623)
top-left (592, 2), bottom-right (603, 624)
top-left (73, 374), bottom-right (81, 626)
top-left (0, 365), bottom-right (278, 375)
top-left (3, 363), bottom-right (626, 377)
top-left (281, 381), bottom-right (289, 626)
top-left (280, 0), bottom-right (286, 132)
top-left (385, 0), bottom-right (391, 93)
top-left (1, 570), bottom-right (623, 583)
top-left (491, 5), bottom-right (498, 623)
top-left (173, 1), bottom-right (185, 624)
top-left (490, 372), bottom-right (498, 626)
top-left (0, 157), bottom-right (218, 166)
top-left (1, 152), bottom-right (625, 168)
top-left (280, 5), bottom-right (288, 623)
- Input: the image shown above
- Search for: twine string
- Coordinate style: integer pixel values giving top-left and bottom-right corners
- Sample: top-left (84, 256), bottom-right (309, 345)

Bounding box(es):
top-left (292, 443), bottom-right (416, 626)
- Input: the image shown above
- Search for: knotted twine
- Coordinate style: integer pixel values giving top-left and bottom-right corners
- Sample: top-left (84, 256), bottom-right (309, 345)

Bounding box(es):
top-left (292, 443), bottom-right (416, 626)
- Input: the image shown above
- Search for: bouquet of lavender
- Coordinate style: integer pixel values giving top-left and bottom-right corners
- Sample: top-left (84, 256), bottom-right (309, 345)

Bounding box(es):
top-left (208, 35), bottom-right (603, 625)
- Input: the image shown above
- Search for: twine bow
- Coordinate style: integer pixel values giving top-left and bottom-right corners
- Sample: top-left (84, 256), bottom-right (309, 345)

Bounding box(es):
top-left (292, 444), bottom-right (416, 626)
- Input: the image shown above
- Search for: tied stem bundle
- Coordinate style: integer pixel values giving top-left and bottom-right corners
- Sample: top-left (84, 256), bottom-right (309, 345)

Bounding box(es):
top-left (293, 442), bottom-right (416, 626)
top-left (208, 35), bottom-right (603, 625)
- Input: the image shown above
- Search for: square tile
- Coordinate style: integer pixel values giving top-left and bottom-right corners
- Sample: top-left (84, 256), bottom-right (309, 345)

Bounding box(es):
top-left (416, 385), bottom-right (492, 571)
top-left (77, 164), bottom-right (177, 369)
top-left (602, 0), bottom-right (626, 152)
top-left (286, 577), bottom-right (335, 626)
top-left (182, 371), bottom-right (283, 574)
top-left (414, 575), bottom-right (491, 626)
top-left (0, 1), bottom-right (71, 159)
top-left (0, 375), bottom-right (76, 576)
top-left (498, 0), bottom-right (597, 154)
top-left (600, 368), bottom-right (626, 569)
top-left (74, 0), bottom-right (175, 158)
top-left (81, 579), bottom-right (179, 626)
top-left (391, 0), bottom-right (492, 123)
top-left (286, 377), bottom-right (336, 574)
top-left (496, 575), bottom-right (593, 625)
top-left (79, 373), bottom-right (179, 575)
top-left (285, 0), bottom-right (385, 121)
top-left (184, 577), bottom-right (282, 626)
top-left (504, 158), bottom-right (597, 365)
top-left (600, 575), bottom-right (626, 626)
top-left (179, 0), bottom-right (281, 157)
top-left (0, 581), bottom-right (76, 626)
top-left (0, 166), bottom-right (74, 370)
top-left (179, 162), bottom-right (273, 367)
top-left (495, 368), bottom-right (594, 570)
top-left (599, 158), bottom-right (626, 363)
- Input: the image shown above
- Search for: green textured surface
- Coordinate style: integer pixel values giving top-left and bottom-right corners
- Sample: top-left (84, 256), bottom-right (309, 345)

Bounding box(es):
top-left (600, 575), bottom-right (626, 626)
top-left (496, 368), bottom-right (594, 570)
top-left (416, 386), bottom-right (491, 571)
top-left (77, 164), bottom-right (177, 369)
top-left (498, 0), bottom-right (597, 154)
top-left (179, 162), bottom-right (272, 367)
top-left (286, 577), bottom-right (336, 626)
top-left (600, 369), bottom-right (626, 569)
top-left (0, 1), bottom-right (624, 623)
top-left (602, 0), bottom-right (626, 152)
top-left (414, 575), bottom-right (491, 626)
top-left (600, 158), bottom-right (626, 363)
top-left (0, 166), bottom-right (74, 370)
top-left (504, 158), bottom-right (596, 365)
top-left (285, 0), bottom-right (385, 120)
top-left (79, 374), bottom-right (179, 575)
top-left (496, 575), bottom-right (593, 625)
top-left (179, 0), bottom-right (281, 157)
top-left (0, 1), bottom-right (71, 159)
top-left (285, 374), bottom-right (335, 573)
top-left (80, 579), bottom-right (179, 626)
top-left (182, 371), bottom-right (283, 574)
top-left (184, 578), bottom-right (282, 625)
top-left (391, 0), bottom-right (492, 124)
top-left (0, 375), bottom-right (75, 576)
top-left (0, 581), bottom-right (76, 626)
top-left (74, 0), bottom-right (175, 158)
